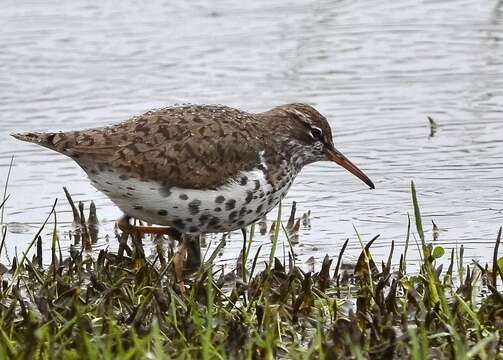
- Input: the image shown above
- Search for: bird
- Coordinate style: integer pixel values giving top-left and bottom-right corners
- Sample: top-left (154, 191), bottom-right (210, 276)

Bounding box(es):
top-left (12, 103), bottom-right (374, 240)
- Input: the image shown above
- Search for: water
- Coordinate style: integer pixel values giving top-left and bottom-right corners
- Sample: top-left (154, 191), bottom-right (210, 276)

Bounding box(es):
top-left (1, 0), bottom-right (503, 270)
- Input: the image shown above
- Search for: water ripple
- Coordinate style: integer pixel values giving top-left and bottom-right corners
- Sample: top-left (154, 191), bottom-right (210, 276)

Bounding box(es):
top-left (1, 0), bottom-right (502, 268)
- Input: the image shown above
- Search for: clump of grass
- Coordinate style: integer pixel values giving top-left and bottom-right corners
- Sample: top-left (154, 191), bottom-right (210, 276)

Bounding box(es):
top-left (0, 182), bottom-right (501, 359)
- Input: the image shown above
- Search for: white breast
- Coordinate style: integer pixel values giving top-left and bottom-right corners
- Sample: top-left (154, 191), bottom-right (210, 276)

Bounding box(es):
top-left (88, 165), bottom-right (296, 234)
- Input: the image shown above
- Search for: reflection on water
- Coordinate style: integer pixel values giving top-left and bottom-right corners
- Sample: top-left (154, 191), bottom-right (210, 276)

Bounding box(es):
top-left (1, 0), bottom-right (503, 270)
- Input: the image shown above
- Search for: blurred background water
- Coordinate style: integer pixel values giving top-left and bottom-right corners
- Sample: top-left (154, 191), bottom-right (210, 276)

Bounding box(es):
top-left (1, 0), bottom-right (503, 270)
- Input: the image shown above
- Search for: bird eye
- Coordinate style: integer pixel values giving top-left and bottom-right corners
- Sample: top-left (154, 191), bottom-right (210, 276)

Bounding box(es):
top-left (310, 127), bottom-right (323, 140)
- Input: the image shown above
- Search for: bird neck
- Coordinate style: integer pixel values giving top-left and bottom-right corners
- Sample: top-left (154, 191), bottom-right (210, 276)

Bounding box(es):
top-left (257, 109), bottom-right (314, 172)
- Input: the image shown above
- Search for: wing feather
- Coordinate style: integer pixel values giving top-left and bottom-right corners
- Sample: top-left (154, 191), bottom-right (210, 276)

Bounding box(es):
top-left (66, 105), bottom-right (266, 189)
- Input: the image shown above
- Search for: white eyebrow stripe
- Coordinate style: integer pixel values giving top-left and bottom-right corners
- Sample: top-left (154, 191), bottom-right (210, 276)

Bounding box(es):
top-left (290, 109), bottom-right (312, 124)
top-left (291, 109), bottom-right (306, 118)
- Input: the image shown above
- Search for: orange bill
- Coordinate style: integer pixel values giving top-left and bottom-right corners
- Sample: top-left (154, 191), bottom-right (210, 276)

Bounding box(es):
top-left (326, 149), bottom-right (375, 189)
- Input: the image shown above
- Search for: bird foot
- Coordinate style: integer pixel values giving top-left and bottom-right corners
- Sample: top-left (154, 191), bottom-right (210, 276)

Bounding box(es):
top-left (117, 215), bottom-right (181, 240)
top-left (173, 234), bottom-right (202, 282)
top-left (117, 216), bottom-right (201, 281)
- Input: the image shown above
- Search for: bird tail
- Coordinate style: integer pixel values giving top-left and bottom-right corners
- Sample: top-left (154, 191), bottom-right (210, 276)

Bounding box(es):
top-left (11, 132), bottom-right (60, 152)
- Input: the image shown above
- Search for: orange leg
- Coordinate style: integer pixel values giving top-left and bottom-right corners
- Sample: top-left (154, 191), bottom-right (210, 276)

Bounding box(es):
top-left (117, 215), bottom-right (182, 241)
top-left (118, 215), bottom-right (201, 281)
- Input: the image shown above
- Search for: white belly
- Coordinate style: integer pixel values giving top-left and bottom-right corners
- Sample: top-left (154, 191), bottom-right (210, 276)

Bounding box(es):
top-left (88, 167), bottom-right (295, 234)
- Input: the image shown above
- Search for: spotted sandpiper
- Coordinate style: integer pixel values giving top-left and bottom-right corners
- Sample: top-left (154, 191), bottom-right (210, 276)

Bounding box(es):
top-left (12, 103), bottom-right (374, 239)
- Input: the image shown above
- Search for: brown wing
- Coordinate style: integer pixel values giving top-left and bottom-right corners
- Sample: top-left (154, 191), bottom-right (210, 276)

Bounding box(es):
top-left (53, 105), bottom-right (266, 189)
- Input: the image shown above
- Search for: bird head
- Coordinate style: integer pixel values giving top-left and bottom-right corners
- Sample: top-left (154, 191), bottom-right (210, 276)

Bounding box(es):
top-left (266, 103), bottom-right (374, 189)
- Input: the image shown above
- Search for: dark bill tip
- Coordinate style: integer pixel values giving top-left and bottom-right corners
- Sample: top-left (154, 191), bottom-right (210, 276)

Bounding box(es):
top-left (326, 149), bottom-right (375, 189)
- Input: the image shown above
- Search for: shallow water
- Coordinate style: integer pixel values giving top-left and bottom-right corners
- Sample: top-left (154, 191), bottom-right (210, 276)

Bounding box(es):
top-left (1, 0), bottom-right (503, 270)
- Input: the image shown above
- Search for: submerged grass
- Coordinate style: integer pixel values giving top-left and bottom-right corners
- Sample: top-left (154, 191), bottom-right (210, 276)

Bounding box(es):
top-left (0, 182), bottom-right (501, 359)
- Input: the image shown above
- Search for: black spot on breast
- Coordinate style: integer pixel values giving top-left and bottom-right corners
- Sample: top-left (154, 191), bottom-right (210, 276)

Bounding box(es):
top-left (209, 217), bottom-right (220, 226)
top-left (185, 218), bottom-right (193, 222)
top-left (225, 199), bottom-right (236, 211)
top-left (119, 174), bottom-right (129, 181)
top-left (199, 214), bottom-right (209, 224)
top-left (229, 211), bottom-right (237, 220)
top-left (254, 180), bottom-right (260, 190)
top-left (189, 226), bottom-right (198, 233)
top-left (159, 187), bottom-right (171, 197)
top-left (188, 200), bottom-right (201, 215)
top-left (215, 195), bottom-right (225, 204)
top-left (239, 207), bottom-right (247, 217)
top-left (173, 219), bottom-right (185, 230)
top-left (158, 209), bottom-right (168, 216)
top-left (256, 204), bottom-right (263, 214)
top-left (257, 164), bottom-right (266, 173)
top-left (240, 176), bottom-right (248, 186)
top-left (134, 205), bottom-right (143, 210)
top-left (126, 187), bottom-right (135, 191)
top-left (214, 207), bottom-right (222, 212)
top-left (245, 191), bottom-right (253, 204)
top-left (237, 220), bottom-right (245, 226)
top-left (179, 194), bottom-right (189, 200)
top-left (247, 209), bottom-right (253, 214)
